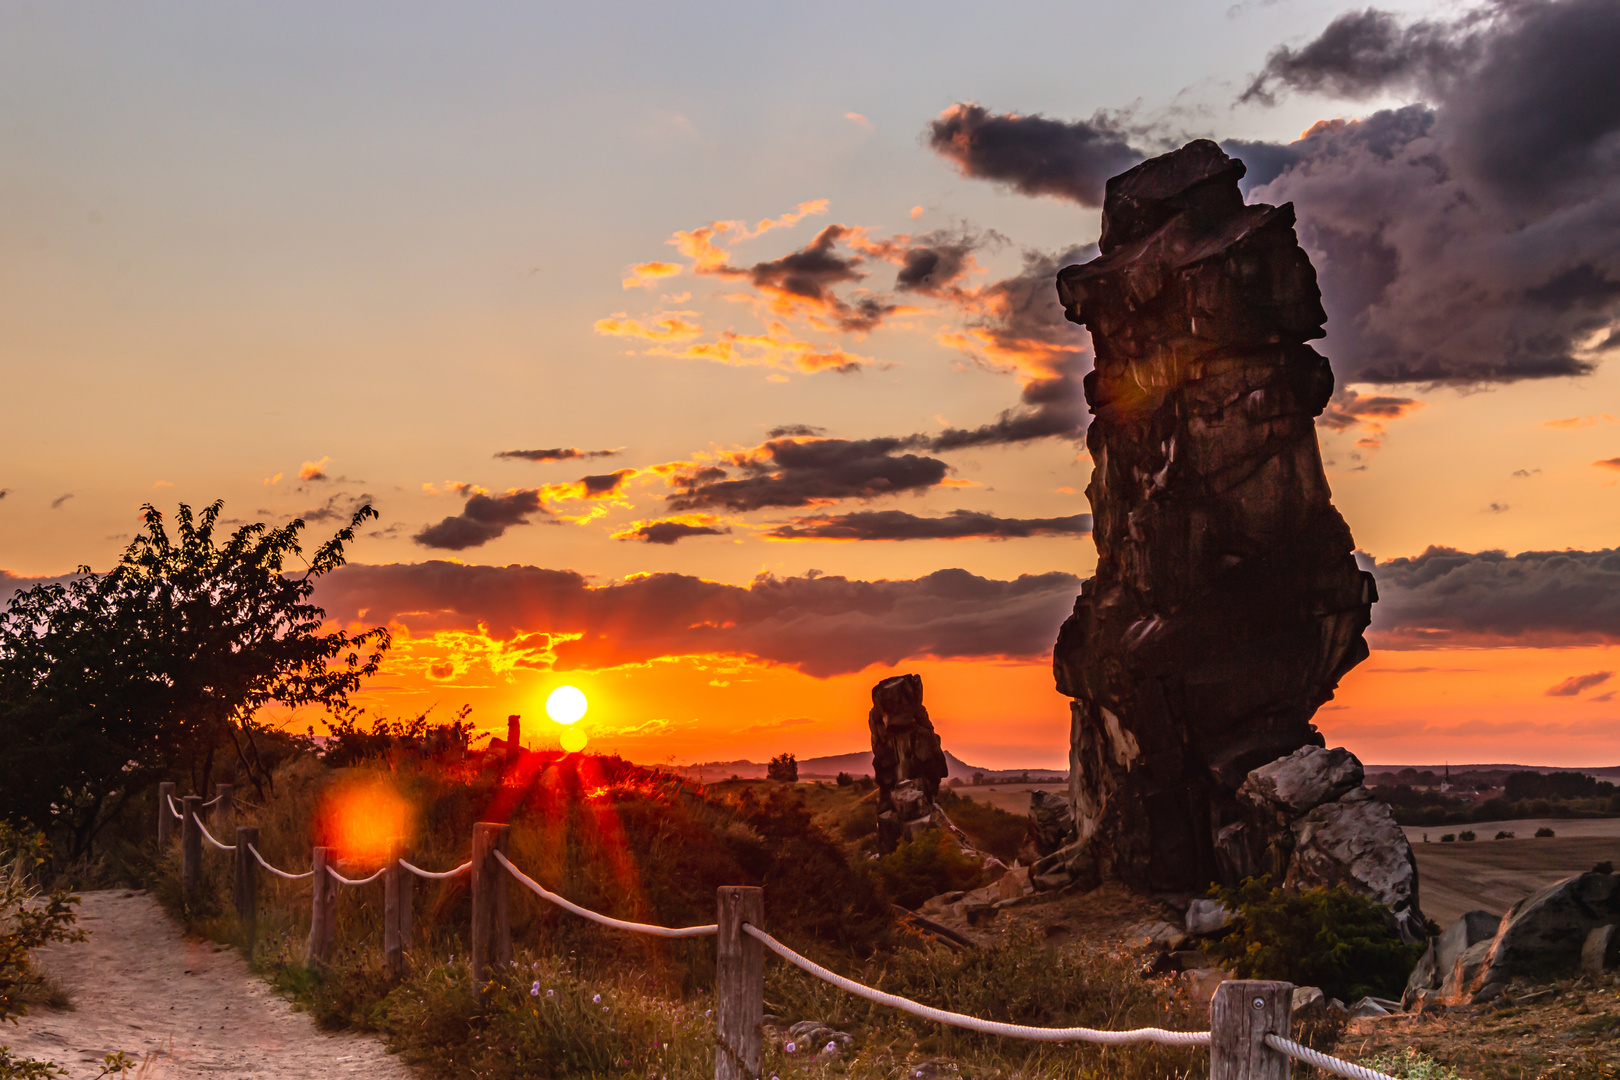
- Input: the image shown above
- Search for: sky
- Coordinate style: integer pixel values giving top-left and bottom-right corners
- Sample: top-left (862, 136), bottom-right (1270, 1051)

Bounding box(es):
top-left (2, 0), bottom-right (1617, 769)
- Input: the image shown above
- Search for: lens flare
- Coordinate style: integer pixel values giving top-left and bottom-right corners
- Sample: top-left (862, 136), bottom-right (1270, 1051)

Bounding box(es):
top-left (560, 727), bottom-right (588, 753)
top-left (546, 685), bottom-right (588, 725)
top-left (318, 779), bottom-right (412, 865)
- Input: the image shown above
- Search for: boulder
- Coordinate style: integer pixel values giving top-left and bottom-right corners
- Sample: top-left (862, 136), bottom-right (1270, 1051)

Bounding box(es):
top-left (1181, 968), bottom-right (1231, 1004)
top-left (1285, 787), bottom-right (1425, 943)
top-left (1582, 924), bottom-right (1617, 975)
top-left (784, 1020), bottom-right (853, 1055)
top-left (1185, 899), bottom-right (1234, 936)
top-left (995, 866), bottom-right (1034, 901)
top-left (1030, 790), bottom-right (1076, 855)
top-left (1346, 996), bottom-right (1399, 1018)
top-left (1406, 909), bottom-right (1500, 1002)
top-left (892, 780), bottom-right (932, 822)
top-left (1239, 746), bottom-right (1362, 817)
top-left (1467, 873), bottom-right (1620, 994)
top-left (1291, 986), bottom-right (1326, 1015)
top-left (1031, 840), bottom-right (1101, 892)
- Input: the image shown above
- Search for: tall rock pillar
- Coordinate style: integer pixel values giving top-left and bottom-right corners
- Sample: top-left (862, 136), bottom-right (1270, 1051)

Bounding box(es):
top-left (1052, 140), bottom-right (1377, 891)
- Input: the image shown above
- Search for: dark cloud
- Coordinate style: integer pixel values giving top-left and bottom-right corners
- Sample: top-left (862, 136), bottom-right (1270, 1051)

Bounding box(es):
top-left (666, 436), bottom-right (948, 513)
top-left (926, 102), bottom-right (1145, 207)
top-left (747, 224), bottom-right (894, 332)
top-left (1238, 1), bottom-right (1620, 385)
top-left (0, 489), bottom-right (8, 500)
top-left (890, 229), bottom-right (999, 298)
top-left (935, 4), bottom-right (1620, 389)
top-left (578, 469), bottom-right (636, 497)
top-left (1546, 671), bottom-right (1613, 697)
top-left (1239, 7), bottom-right (1479, 105)
top-left (1370, 546), bottom-right (1620, 648)
top-left (1485, 502), bottom-right (1510, 514)
top-left (929, 353), bottom-right (1089, 450)
top-left (413, 489), bottom-right (548, 550)
top-left (766, 509), bottom-right (1092, 541)
top-left (620, 521), bottom-right (732, 545)
top-left (767, 425), bottom-right (826, 439)
top-left (300, 491), bottom-right (377, 525)
top-left (496, 447), bottom-right (621, 463)
top-left (49, 494), bottom-right (73, 510)
top-left (1318, 388), bottom-right (1423, 432)
top-left (1596, 458), bottom-right (1620, 471)
top-left (314, 562), bottom-right (1081, 678)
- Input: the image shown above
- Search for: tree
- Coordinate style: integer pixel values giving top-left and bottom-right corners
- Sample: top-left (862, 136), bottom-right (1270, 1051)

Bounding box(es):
top-left (767, 752), bottom-right (798, 782)
top-left (0, 501), bottom-right (389, 858)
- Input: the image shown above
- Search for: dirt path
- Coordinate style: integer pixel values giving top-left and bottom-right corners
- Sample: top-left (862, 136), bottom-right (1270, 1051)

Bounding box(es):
top-left (6, 889), bottom-right (416, 1079)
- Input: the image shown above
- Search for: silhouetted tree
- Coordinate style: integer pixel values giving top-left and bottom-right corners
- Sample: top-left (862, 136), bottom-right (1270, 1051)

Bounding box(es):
top-left (0, 501), bottom-right (388, 858)
top-left (767, 752), bottom-right (798, 782)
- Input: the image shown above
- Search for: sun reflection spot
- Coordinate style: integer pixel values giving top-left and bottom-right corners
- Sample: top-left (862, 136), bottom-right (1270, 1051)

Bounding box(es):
top-left (560, 727), bottom-right (588, 753)
top-left (547, 685), bottom-right (588, 725)
top-left (320, 780), bottom-right (411, 865)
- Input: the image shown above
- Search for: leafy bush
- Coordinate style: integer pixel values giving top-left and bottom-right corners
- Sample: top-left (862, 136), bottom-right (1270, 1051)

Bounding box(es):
top-left (1362, 1049), bottom-right (1464, 1080)
top-left (766, 753), bottom-right (797, 782)
top-left (1459, 830), bottom-right (1477, 841)
top-left (1203, 877), bottom-right (1425, 1002)
top-left (868, 830), bottom-right (984, 908)
top-left (1441, 834), bottom-right (1456, 842)
top-left (1495, 831), bottom-right (1515, 839)
top-left (1, 824), bottom-right (88, 1079)
top-left (1536, 826), bottom-right (1557, 838)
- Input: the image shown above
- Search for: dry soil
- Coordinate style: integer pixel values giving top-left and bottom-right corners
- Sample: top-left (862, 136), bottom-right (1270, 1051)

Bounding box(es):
top-left (6, 889), bottom-right (414, 1080)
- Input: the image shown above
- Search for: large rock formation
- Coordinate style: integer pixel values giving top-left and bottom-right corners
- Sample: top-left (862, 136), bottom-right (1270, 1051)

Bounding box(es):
top-left (1052, 140), bottom-right (1380, 893)
top-left (868, 674), bottom-right (948, 814)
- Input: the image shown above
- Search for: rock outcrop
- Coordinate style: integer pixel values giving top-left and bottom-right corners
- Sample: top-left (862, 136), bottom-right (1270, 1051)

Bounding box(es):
top-left (1051, 139), bottom-right (1377, 892)
top-left (868, 674), bottom-right (948, 814)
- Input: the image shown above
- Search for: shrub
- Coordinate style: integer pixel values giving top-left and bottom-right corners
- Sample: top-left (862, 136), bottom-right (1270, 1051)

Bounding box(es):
top-left (869, 830), bottom-right (984, 908)
top-left (1441, 833), bottom-right (1456, 842)
top-left (934, 790), bottom-right (1029, 863)
top-left (1595, 861), bottom-right (1615, 874)
top-left (766, 753), bottom-right (797, 782)
top-left (835, 772), bottom-right (854, 787)
top-left (1459, 830), bottom-right (1477, 841)
top-left (1203, 877), bottom-right (1425, 1002)
top-left (1495, 830), bottom-right (1516, 840)
top-left (1, 823), bottom-right (88, 1078)
top-left (1362, 1049), bottom-right (1464, 1080)
top-left (1536, 826), bottom-right (1557, 838)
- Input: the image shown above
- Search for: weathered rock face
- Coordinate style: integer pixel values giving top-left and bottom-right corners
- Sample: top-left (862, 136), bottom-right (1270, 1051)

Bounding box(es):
top-left (1284, 788), bottom-right (1423, 942)
top-left (1052, 140), bottom-right (1376, 890)
top-left (1029, 790), bottom-right (1077, 856)
top-left (868, 674), bottom-right (948, 814)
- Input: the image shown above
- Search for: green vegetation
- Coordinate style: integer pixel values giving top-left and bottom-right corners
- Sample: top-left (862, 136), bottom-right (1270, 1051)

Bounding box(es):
top-left (0, 501), bottom-right (387, 862)
top-left (1362, 1049), bottom-right (1466, 1080)
top-left (933, 790), bottom-right (1028, 864)
top-left (1203, 877), bottom-right (1425, 1002)
top-left (868, 830), bottom-right (985, 908)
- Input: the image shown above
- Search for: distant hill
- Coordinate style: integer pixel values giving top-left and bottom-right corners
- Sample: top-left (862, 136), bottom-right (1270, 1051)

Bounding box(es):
top-left (1366, 764), bottom-right (1620, 779)
top-left (666, 749), bottom-right (1066, 783)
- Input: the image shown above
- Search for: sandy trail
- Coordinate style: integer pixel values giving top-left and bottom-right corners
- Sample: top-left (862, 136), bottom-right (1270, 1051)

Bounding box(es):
top-left (6, 889), bottom-right (415, 1079)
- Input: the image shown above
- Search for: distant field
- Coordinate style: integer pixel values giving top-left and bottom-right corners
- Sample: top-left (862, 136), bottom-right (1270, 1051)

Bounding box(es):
top-left (1409, 824), bottom-right (1620, 927)
top-left (951, 782), bottom-right (1066, 814)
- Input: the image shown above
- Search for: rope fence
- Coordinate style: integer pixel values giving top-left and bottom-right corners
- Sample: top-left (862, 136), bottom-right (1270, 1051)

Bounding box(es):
top-left (161, 801), bottom-right (1400, 1080)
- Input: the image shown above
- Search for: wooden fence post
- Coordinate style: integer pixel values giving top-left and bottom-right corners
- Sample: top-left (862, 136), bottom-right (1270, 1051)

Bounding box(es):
top-left (384, 837), bottom-right (407, 980)
top-left (235, 825), bottom-right (258, 948)
top-left (470, 822), bottom-right (511, 985)
top-left (213, 783), bottom-right (234, 836)
top-left (398, 843), bottom-right (414, 952)
top-left (180, 795), bottom-right (202, 902)
top-left (505, 715), bottom-right (521, 768)
top-left (307, 846), bottom-right (334, 968)
top-left (715, 886), bottom-right (764, 1080)
top-left (1211, 980), bottom-right (1293, 1080)
top-left (157, 782), bottom-right (176, 846)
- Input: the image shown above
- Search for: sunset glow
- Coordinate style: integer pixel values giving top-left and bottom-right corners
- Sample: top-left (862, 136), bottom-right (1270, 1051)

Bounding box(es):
top-left (546, 686), bottom-right (588, 726)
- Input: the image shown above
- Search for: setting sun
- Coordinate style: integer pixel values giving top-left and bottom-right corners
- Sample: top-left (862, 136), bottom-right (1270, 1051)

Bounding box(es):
top-left (546, 685), bottom-right (588, 726)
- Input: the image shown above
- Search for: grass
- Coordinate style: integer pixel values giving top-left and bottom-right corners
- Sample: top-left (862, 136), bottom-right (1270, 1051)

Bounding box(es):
top-left (146, 751), bottom-right (1232, 1080)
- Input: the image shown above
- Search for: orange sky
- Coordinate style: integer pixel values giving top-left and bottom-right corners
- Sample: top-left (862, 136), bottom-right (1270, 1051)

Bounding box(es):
top-left (3, 2), bottom-right (1617, 769)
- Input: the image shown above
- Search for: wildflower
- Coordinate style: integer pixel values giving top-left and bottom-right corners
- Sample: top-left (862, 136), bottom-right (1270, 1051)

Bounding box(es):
top-left (530, 982), bottom-right (540, 996)
top-left (825, 1042), bottom-right (838, 1055)
top-left (593, 993), bottom-right (601, 1003)
top-left (547, 989), bottom-right (555, 997)
top-left (786, 1043), bottom-right (797, 1054)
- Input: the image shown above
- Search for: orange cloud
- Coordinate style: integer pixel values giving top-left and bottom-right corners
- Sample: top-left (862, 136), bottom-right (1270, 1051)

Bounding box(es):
top-left (1545, 414), bottom-right (1616, 429)
top-left (845, 112), bottom-right (872, 130)
top-left (593, 313), bottom-right (703, 343)
top-left (1318, 387), bottom-right (1425, 450)
top-left (1595, 457), bottom-right (1620, 471)
top-left (300, 457), bottom-right (331, 481)
top-left (649, 321), bottom-right (871, 373)
top-left (622, 261), bottom-right (681, 289)
top-left (910, 205), bottom-right (925, 219)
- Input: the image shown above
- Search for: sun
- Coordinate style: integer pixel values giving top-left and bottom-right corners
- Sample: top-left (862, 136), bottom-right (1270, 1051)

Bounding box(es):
top-left (546, 685), bottom-right (588, 726)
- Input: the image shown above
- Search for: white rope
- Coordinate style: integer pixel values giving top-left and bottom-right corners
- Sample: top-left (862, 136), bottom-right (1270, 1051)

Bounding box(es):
top-left (200, 794), bottom-right (224, 808)
top-left (1267, 1036), bottom-right (1401, 1080)
top-left (328, 865), bottom-right (387, 886)
top-left (494, 851), bottom-right (719, 939)
top-left (742, 924), bottom-right (1209, 1046)
top-left (247, 842), bottom-right (314, 881)
top-left (192, 814), bottom-right (236, 851)
top-left (166, 794), bottom-right (184, 819)
top-left (398, 858), bottom-right (472, 880)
